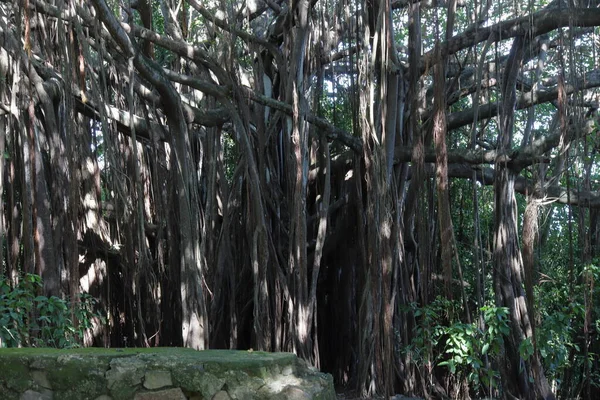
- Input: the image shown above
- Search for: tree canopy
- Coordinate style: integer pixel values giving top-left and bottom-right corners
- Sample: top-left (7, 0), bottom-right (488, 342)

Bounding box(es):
top-left (1, 0), bottom-right (600, 398)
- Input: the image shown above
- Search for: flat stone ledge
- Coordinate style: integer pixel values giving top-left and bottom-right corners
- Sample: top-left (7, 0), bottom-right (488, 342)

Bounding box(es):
top-left (0, 348), bottom-right (335, 400)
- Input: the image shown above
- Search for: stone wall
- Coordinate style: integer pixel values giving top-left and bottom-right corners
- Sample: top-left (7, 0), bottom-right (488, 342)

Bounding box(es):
top-left (0, 348), bottom-right (335, 400)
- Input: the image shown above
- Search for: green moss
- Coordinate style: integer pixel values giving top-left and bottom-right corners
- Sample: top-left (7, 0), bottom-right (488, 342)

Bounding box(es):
top-left (0, 347), bottom-right (148, 357)
top-left (0, 348), bottom-right (335, 400)
top-left (106, 356), bottom-right (146, 400)
top-left (46, 356), bottom-right (108, 400)
top-left (0, 382), bottom-right (20, 400)
top-left (171, 364), bottom-right (205, 393)
top-left (0, 358), bottom-right (30, 392)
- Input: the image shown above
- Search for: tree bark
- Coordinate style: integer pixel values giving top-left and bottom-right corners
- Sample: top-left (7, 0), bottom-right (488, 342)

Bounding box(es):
top-left (493, 34), bottom-right (554, 400)
top-left (432, 44), bottom-right (453, 300)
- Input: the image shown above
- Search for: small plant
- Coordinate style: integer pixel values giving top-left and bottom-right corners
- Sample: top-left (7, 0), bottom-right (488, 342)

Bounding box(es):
top-left (438, 305), bottom-right (509, 391)
top-left (401, 297), bottom-right (450, 365)
top-left (0, 273), bottom-right (104, 348)
top-left (403, 299), bottom-right (510, 397)
top-left (534, 261), bottom-right (600, 394)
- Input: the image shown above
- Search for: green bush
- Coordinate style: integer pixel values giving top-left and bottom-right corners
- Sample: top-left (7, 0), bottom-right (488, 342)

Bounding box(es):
top-left (436, 305), bottom-right (509, 391)
top-left (403, 297), bottom-right (510, 395)
top-left (534, 262), bottom-right (600, 395)
top-left (0, 273), bottom-right (103, 348)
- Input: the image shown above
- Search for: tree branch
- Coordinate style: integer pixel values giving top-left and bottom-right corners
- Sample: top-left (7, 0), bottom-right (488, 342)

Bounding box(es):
top-left (448, 164), bottom-right (600, 208)
top-left (448, 69), bottom-right (600, 130)
top-left (422, 8), bottom-right (600, 72)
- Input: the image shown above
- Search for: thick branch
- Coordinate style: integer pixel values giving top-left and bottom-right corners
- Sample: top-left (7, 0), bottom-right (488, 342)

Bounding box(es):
top-left (448, 69), bottom-right (600, 130)
top-left (448, 164), bottom-right (600, 208)
top-left (422, 8), bottom-right (600, 72)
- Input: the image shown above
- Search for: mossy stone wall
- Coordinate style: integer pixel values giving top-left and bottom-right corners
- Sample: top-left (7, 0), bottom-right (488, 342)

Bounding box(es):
top-left (0, 348), bottom-right (335, 400)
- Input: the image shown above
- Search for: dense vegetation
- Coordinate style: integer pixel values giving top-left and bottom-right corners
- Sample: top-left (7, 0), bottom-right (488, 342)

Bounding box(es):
top-left (0, 0), bottom-right (599, 399)
top-left (1, 273), bottom-right (102, 348)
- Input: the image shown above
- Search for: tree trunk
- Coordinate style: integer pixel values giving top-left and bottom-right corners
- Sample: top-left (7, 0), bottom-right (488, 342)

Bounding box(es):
top-left (432, 43), bottom-right (453, 300)
top-left (493, 35), bottom-right (554, 400)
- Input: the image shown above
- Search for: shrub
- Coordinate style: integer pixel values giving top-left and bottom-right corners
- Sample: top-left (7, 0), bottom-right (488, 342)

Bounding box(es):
top-left (402, 297), bottom-right (510, 396)
top-left (0, 273), bottom-right (103, 348)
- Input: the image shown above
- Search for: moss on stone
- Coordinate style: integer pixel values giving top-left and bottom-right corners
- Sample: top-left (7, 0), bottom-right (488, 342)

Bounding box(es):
top-left (46, 356), bottom-right (108, 400)
top-left (0, 348), bottom-right (335, 400)
top-left (0, 382), bottom-right (20, 400)
top-left (171, 363), bottom-right (206, 393)
top-left (106, 356), bottom-right (147, 400)
top-left (0, 357), bottom-right (31, 392)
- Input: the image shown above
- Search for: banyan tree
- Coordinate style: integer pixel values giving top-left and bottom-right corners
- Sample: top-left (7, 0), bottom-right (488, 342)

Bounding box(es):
top-left (1, 0), bottom-right (600, 398)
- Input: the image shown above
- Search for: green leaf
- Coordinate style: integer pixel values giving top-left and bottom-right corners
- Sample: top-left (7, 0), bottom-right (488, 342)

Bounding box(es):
top-left (482, 343), bottom-right (490, 355)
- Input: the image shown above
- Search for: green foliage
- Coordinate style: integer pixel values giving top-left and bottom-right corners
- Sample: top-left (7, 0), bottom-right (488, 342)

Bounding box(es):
top-left (535, 300), bottom-right (580, 382)
top-left (401, 297), bottom-right (452, 364)
top-left (321, 87), bottom-right (355, 155)
top-left (0, 274), bottom-right (104, 348)
top-left (437, 305), bottom-right (509, 390)
top-left (534, 261), bottom-right (600, 393)
top-left (403, 298), bottom-right (510, 394)
top-left (519, 337), bottom-right (534, 362)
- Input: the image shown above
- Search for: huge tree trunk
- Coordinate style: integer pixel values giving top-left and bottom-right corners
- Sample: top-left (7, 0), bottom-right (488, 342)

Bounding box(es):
top-left (493, 35), bottom-right (554, 400)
